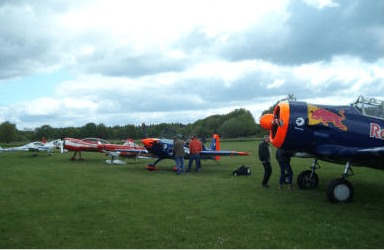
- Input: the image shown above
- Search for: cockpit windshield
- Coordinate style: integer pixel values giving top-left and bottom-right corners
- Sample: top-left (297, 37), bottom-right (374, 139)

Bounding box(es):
top-left (351, 95), bottom-right (384, 119)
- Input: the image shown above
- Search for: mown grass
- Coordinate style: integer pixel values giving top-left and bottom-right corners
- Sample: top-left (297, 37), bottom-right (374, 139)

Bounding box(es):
top-left (0, 140), bottom-right (383, 248)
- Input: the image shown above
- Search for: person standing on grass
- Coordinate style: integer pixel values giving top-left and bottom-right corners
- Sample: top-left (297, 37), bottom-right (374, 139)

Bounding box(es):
top-left (173, 136), bottom-right (186, 174)
top-left (187, 134), bottom-right (202, 172)
top-left (258, 135), bottom-right (272, 188)
top-left (276, 148), bottom-right (294, 190)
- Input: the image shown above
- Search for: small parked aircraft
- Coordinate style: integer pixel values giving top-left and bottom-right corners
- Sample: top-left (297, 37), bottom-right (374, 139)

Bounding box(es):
top-left (142, 133), bottom-right (250, 170)
top-left (260, 95), bottom-right (384, 202)
top-left (62, 137), bottom-right (151, 164)
top-left (0, 139), bottom-right (61, 155)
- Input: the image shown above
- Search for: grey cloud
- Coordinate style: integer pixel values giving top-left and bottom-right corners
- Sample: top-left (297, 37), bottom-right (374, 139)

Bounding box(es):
top-left (84, 54), bottom-right (189, 77)
top-left (218, 0), bottom-right (384, 65)
top-left (284, 0), bottom-right (383, 63)
top-left (0, 1), bottom-right (64, 80)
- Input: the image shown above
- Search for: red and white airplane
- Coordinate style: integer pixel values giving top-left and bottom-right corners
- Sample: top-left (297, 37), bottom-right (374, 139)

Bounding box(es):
top-left (62, 137), bottom-right (151, 164)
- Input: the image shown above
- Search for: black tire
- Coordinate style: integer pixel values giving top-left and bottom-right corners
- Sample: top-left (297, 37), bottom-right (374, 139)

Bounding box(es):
top-left (297, 170), bottom-right (319, 189)
top-left (327, 178), bottom-right (354, 203)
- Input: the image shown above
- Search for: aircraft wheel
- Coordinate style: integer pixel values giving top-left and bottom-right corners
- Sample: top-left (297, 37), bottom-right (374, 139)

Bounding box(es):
top-left (297, 170), bottom-right (319, 189)
top-left (327, 178), bottom-right (354, 203)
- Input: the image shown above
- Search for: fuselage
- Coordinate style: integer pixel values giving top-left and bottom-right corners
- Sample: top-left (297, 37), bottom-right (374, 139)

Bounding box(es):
top-left (63, 137), bottom-right (148, 157)
top-left (260, 101), bottom-right (384, 168)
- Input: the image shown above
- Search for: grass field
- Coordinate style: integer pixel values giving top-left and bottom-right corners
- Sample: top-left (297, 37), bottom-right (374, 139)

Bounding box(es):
top-left (0, 139), bottom-right (383, 248)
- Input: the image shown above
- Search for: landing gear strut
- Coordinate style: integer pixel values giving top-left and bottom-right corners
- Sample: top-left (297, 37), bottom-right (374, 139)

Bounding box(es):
top-left (70, 151), bottom-right (84, 161)
top-left (145, 158), bottom-right (163, 170)
top-left (297, 159), bottom-right (320, 189)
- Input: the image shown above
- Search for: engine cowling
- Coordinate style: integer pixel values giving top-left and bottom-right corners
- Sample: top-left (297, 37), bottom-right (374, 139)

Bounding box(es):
top-left (260, 101), bottom-right (290, 148)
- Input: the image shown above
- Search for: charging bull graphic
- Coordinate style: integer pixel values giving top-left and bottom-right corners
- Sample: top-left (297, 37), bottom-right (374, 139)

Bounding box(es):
top-left (308, 105), bottom-right (348, 131)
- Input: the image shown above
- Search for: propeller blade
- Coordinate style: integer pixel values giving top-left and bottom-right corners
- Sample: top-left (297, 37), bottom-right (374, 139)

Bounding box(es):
top-left (60, 139), bottom-right (64, 153)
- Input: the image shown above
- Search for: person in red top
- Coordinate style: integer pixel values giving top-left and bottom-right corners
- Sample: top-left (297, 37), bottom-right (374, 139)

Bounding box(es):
top-left (187, 134), bottom-right (203, 172)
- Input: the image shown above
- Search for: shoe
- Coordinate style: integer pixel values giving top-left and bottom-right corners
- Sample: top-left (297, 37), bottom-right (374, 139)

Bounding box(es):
top-left (262, 184), bottom-right (270, 188)
top-left (278, 184), bottom-right (284, 190)
top-left (288, 184), bottom-right (294, 190)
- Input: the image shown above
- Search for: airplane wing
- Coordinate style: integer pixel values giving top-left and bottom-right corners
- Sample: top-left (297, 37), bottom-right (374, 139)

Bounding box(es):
top-left (200, 150), bottom-right (249, 156)
top-left (103, 148), bottom-right (152, 158)
top-left (198, 134), bottom-right (250, 158)
top-left (0, 145), bottom-right (28, 152)
top-left (297, 144), bottom-right (384, 168)
top-left (355, 147), bottom-right (384, 157)
top-left (310, 144), bottom-right (384, 158)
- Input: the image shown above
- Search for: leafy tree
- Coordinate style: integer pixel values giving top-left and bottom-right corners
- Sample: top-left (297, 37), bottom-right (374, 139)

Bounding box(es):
top-left (35, 125), bottom-right (55, 140)
top-left (80, 123), bottom-right (97, 138)
top-left (61, 127), bottom-right (81, 138)
top-left (10, 107), bottom-right (267, 142)
top-left (0, 121), bottom-right (18, 143)
top-left (217, 109), bottom-right (257, 137)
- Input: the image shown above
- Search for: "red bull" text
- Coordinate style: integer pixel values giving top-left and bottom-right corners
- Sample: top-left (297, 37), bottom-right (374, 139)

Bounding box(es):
top-left (370, 123), bottom-right (384, 139)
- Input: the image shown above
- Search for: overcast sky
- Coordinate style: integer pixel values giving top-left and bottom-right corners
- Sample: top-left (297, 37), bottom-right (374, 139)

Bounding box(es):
top-left (0, 0), bottom-right (383, 130)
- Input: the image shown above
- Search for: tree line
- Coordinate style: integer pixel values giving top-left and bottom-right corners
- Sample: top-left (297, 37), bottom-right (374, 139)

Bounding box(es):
top-left (0, 108), bottom-right (268, 143)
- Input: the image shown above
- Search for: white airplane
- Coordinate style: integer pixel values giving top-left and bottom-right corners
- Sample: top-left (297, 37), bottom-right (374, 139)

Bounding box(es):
top-left (0, 139), bottom-right (62, 155)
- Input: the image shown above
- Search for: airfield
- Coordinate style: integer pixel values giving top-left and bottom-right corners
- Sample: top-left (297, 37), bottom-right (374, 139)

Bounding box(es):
top-left (0, 139), bottom-right (383, 248)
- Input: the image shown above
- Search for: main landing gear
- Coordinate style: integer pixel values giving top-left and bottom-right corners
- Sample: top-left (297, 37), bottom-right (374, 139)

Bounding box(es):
top-left (297, 159), bottom-right (354, 203)
top-left (145, 158), bottom-right (186, 172)
top-left (145, 158), bottom-right (163, 170)
top-left (327, 162), bottom-right (354, 203)
top-left (70, 151), bottom-right (84, 161)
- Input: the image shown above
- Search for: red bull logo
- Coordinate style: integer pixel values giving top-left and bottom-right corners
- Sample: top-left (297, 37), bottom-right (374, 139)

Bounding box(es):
top-left (308, 105), bottom-right (348, 131)
top-left (370, 123), bottom-right (384, 139)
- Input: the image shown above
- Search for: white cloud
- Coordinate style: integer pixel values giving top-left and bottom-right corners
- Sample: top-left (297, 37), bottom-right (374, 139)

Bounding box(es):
top-left (0, 0), bottom-right (383, 129)
top-left (302, 0), bottom-right (340, 9)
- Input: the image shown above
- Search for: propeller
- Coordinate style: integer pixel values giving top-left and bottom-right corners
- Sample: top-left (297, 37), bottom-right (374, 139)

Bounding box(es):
top-left (259, 101), bottom-right (290, 148)
top-left (60, 139), bottom-right (64, 153)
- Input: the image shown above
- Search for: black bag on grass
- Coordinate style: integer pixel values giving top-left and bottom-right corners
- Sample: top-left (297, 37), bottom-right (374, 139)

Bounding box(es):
top-left (232, 165), bottom-right (251, 176)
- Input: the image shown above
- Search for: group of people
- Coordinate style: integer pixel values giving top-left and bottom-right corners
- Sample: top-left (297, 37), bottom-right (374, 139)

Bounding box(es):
top-left (173, 133), bottom-right (294, 189)
top-left (173, 134), bottom-right (202, 174)
top-left (258, 135), bottom-right (294, 189)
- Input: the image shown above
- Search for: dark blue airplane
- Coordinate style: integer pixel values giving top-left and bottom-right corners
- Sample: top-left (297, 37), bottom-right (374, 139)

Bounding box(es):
top-left (260, 95), bottom-right (384, 203)
top-left (142, 133), bottom-right (249, 171)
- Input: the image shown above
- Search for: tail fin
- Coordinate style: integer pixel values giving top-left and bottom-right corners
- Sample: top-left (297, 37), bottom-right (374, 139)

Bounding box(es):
top-left (209, 134), bottom-right (221, 160)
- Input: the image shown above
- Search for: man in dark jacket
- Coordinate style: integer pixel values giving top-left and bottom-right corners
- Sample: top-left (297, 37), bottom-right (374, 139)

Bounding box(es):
top-left (276, 148), bottom-right (294, 190)
top-left (258, 136), bottom-right (272, 188)
top-left (173, 136), bottom-right (186, 174)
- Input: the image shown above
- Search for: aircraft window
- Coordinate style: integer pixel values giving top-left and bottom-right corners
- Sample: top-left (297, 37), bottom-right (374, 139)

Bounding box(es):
top-left (83, 138), bottom-right (110, 144)
top-left (351, 95), bottom-right (384, 119)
